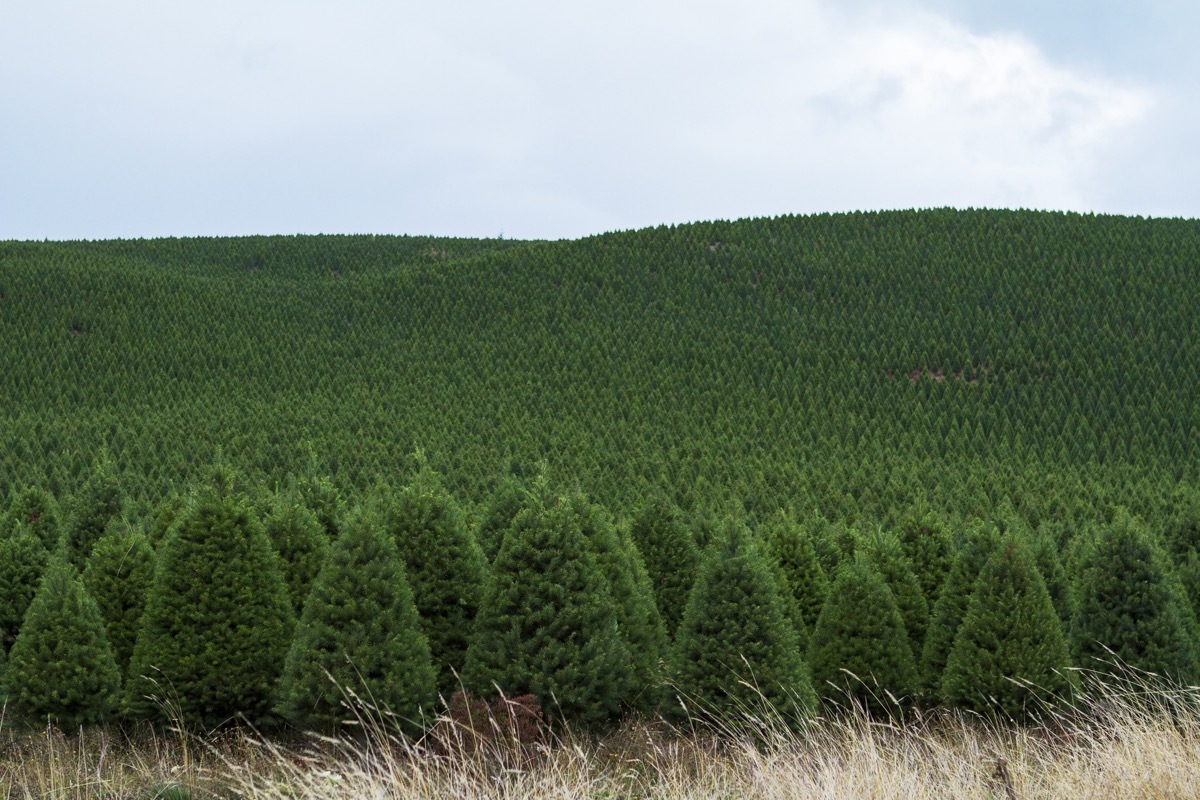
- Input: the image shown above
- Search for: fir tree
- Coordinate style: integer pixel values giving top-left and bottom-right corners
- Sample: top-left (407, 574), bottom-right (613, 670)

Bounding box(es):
top-left (568, 492), bottom-right (668, 714)
top-left (1071, 509), bottom-right (1200, 684)
top-left (64, 459), bottom-right (123, 568)
top-left (463, 493), bottom-right (632, 728)
top-left (82, 520), bottom-right (156, 676)
top-left (475, 475), bottom-right (527, 564)
top-left (263, 495), bottom-right (329, 614)
top-left (940, 536), bottom-right (1074, 719)
top-left (807, 555), bottom-right (917, 715)
top-left (0, 523), bottom-right (50, 654)
top-left (5, 485), bottom-right (60, 552)
top-left (762, 509), bottom-right (828, 635)
top-left (277, 509), bottom-right (436, 733)
top-left (629, 493), bottom-right (699, 637)
top-left (126, 477), bottom-right (294, 728)
top-left (3, 556), bottom-right (121, 727)
top-left (670, 518), bottom-right (815, 726)
top-left (893, 505), bottom-right (952, 606)
top-left (385, 463), bottom-right (487, 696)
top-left (295, 474), bottom-right (345, 540)
top-left (860, 528), bottom-right (928, 658)
top-left (920, 521), bottom-right (1001, 694)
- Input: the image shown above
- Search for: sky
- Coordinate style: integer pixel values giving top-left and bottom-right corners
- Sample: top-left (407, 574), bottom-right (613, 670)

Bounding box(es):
top-left (2, 1), bottom-right (1197, 241)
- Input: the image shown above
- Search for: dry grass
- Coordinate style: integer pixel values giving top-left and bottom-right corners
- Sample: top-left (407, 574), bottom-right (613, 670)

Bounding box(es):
top-left (4, 678), bottom-right (1200, 799)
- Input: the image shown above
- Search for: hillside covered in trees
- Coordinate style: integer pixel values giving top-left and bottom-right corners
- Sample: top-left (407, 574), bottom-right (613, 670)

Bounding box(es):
top-left (2, 208), bottom-right (1200, 729)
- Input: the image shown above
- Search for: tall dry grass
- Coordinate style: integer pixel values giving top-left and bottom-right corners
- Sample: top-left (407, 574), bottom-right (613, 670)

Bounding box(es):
top-left (4, 673), bottom-right (1200, 799)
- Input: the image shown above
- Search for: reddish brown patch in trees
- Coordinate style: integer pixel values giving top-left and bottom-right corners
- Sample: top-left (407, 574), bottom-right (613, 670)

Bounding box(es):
top-left (27, 512), bottom-right (38, 523)
top-left (70, 325), bottom-right (83, 336)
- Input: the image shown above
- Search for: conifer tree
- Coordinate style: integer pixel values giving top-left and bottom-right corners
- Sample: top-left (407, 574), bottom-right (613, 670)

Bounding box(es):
top-left (568, 492), bottom-right (668, 713)
top-left (807, 555), bottom-right (917, 715)
top-left (277, 509), bottom-right (436, 733)
top-left (920, 521), bottom-right (1001, 694)
top-left (6, 485), bottom-right (60, 552)
top-left (82, 520), bottom-right (156, 676)
top-left (126, 473), bottom-right (294, 728)
top-left (463, 492), bottom-right (632, 728)
top-left (670, 518), bottom-right (815, 726)
top-left (893, 505), bottom-right (952, 606)
top-left (64, 459), bottom-right (123, 568)
top-left (295, 474), bottom-right (345, 540)
top-left (940, 536), bottom-right (1074, 718)
top-left (385, 460), bottom-right (487, 696)
top-left (0, 523), bottom-right (50, 654)
top-left (3, 556), bottom-right (121, 726)
top-left (1071, 509), bottom-right (1200, 684)
top-left (629, 493), bottom-right (699, 637)
top-left (263, 495), bottom-right (329, 614)
top-left (860, 528), bottom-right (928, 657)
top-left (762, 510), bottom-right (828, 634)
top-left (475, 475), bottom-right (527, 564)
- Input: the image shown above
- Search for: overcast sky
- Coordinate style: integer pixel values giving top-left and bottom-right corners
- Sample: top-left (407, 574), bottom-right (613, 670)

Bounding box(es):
top-left (3, 1), bottom-right (1196, 241)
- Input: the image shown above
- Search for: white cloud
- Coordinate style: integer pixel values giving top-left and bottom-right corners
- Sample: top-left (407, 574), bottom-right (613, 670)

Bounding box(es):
top-left (0, 1), bottom-right (1159, 239)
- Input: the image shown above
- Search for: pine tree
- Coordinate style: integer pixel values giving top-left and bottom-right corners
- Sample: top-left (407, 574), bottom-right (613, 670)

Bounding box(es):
top-left (669, 518), bottom-right (815, 726)
top-left (463, 493), bottom-right (632, 728)
top-left (475, 475), bottom-right (527, 564)
top-left (807, 555), bottom-right (917, 715)
top-left (277, 509), bottom-right (436, 733)
top-left (859, 528), bottom-right (928, 658)
top-left (5, 485), bottom-right (60, 552)
top-left (3, 557), bottom-right (121, 727)
top-left (64, 459), bottom-right (123, 568)
top-left (920, 521), bottom-right (1001, 694)
top-left (82, 520), bottom-right (156, 676)
top-left (568, 492), bottom-right (668, 714)
top-left (385, 463), bottom-right (487, 696)
top-left (1070, 509), bottom-right (1200, 684)
top-left (761, 510), bottom-right (828, 635)
top-left (629, 493), bottom-right (699, 637)
top-left (295, 474), bottom-right (345, 540)
top-left (0, 523), bottom-right (50, 654)
top-left (126, 478), bottom-right (294, 728)
top-left (893, 505), bottom-right (952, 607)
top-left (940, 536), bottom-right (1074, 718)
top-left (263, 495), bottom-right (329, 614)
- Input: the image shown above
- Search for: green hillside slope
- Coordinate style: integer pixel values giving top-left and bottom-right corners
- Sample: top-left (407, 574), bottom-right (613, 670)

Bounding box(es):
top-left (1, 209), bottom-right (1197, 523)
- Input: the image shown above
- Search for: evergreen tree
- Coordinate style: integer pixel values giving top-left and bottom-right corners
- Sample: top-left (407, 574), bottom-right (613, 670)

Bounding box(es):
top-left (82, 520), bottom-right (156, 676)
top-left (1164, 485), bottom-right (1200, 618)
top-left (463, 493), bottom-right (632, 728)
top-left (860, 528), bottom-right (928, 658)
top-left (0, 523), bottom-right (50, 654)
top-left (1029, 525), bottom-right (1074, 625)
top-left (277, 509), bottom-right (436, 733)
top-left (1070, 509), bottom-right (1200, 684)
top-left (145, 492), bottom-right (186, 550)
top-left (263, 495), bottom-right (329, 614)
top-left (126, 477), bottom-right (294, 728)
top-left (893, 505), bottom-right (952, 606)
top-left (670, 518), bottom-right (815, 726)
top-left (762, 510), bottom-right (828, 634)
top-left (64, 459), bottom-right (123, 568)
top-left (385, 463), bottom-right (487, 696)
top-left (940, 536), bottom-right (1074, 718)
top-left (568, 492), bottom-right (668, 714)
top-left (3, 556), bottom-right (121, 726)
top-left (475, 475), bottom-right (527, 564)
top-left (629, 493), bottom-right (699, 637)
top-left (807, 555), bottom-right (917, 715)
top-left (920, 521), bottom-right (1001, 694)
top-left (295, 474), bottom-right (345, 540)
top-left (5, 485), bottom-right (60, 552)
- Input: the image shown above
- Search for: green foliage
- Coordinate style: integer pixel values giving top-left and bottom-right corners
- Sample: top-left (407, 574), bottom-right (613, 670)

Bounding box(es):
top-left (384, 463), bottom-right (487, 696)
top-left (126, 485), bottom-right (294, 728)
top-left (0, 524), bottom-right (50, 654)
top-left (277, 509), bottom-right (436, 733)
top-left (920, 521), bottom-right (1001, 694)
top-left (64, 459), bottom-right (123, 568)
top-left (82, 521), bottom-right (156, 675)
top-left (761, 509), bottom-right (828, 640)
top-left (1070, 509), bottom-right (1200, 684)
top-left (475, 475), bottom-right (528, 564)
top-left (629, 494), bottom-right (699, 638)
top-left (262, 495), bottom-right (329, 614)
top-left (669, 518), bottom-right (815, 726)
top-left (3, 556), bottom-right (121, 726)
top-left (294, 475), bottom-right (345, 540)
top-left (5, 485), bottom-right (60, 552)
top-left (807, 555), bottom-right (918, 714)
top-left (859, 528), bottom-right (929, 658)
top-left (463, 494), bottom-right (632, 728)
top-left (940, 536), bottom-right (1074, 719)
top-left (892, 504), bottom-right (952, 607)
